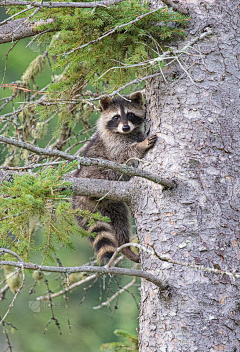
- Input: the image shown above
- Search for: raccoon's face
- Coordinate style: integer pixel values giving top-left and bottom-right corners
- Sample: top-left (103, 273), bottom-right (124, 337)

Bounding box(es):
top-left (98, 92), bottom-right (145, 135)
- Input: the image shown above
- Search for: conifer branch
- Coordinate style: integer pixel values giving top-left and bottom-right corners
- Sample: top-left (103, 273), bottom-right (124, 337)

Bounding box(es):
top-left (0, 0), bottom-right (124, 9)
top-left (0, 135), bottom-right (175, 188)
top-left (64, 8), bottom-right (161, 55)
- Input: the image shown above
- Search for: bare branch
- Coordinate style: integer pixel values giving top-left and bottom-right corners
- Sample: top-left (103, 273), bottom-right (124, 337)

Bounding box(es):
top-left (37, 256), bottom-right (124, 301)
top-left (0, 169), bottom-right (149, 204)
top-left (66, 176), bottom-right (133, 203)
top-left (0, 135), bottom-right (175, 188)
top-left (0, 0), bottom-right (124, 9)
top-left (0, 18), bottom-right (55, 44)
top-left (0, 258), bottom-right (165, 288)
top-left (107, 243), bottom-right (152, 268)
top-left (0, 248), bottom-right (24, 262)
top-left (107, 242), bottom-right (240, 281)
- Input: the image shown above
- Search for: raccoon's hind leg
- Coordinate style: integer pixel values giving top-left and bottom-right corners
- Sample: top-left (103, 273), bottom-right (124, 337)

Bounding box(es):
top-left (99, 200), bottom-right (140, 263)
top-left (88, 221), bottom-right (118, 263)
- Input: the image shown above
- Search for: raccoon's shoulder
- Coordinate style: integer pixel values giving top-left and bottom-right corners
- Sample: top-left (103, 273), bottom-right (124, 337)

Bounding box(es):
top-left (73, 132), bottom-right (108, 179)
top-left (82, 132), bottom-right (107, 158)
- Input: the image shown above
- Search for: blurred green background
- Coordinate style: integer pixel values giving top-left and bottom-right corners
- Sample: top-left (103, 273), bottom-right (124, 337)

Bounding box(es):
top-left (0, 11), bottom-right (139, 352)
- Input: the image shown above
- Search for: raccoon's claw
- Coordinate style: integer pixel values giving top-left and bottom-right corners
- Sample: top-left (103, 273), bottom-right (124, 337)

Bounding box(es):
top-left (147, 134), bottom-right (157, 149)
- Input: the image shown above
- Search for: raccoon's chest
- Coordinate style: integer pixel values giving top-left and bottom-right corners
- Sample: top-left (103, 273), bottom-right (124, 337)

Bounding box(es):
top-left (103, 138), bottom-right (131, 164)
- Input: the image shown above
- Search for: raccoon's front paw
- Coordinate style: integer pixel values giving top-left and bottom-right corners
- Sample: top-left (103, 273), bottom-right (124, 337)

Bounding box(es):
top-left (146, 134), bottom-right (157, 149)
top-left (137, 134), bottom-right (157, 154)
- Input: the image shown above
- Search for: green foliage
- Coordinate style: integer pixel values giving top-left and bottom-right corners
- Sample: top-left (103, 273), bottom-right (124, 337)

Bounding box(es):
top-left (38, 1), bottom-right (188, 93)
top-left (7, 0), bottom-right (188, 128)
top-left (0, 162), bottom-right (109, 262)
top-left (101, 329), bottom-right (139, 351)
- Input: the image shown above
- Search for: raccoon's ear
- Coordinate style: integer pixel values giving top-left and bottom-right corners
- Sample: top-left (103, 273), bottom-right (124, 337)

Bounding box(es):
top-left (99, 96), bottom-right (112, 111)
top-left (129, 92), bottom-right (143, 105)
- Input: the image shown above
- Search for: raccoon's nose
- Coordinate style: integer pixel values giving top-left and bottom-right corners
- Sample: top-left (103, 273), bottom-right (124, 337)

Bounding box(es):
top-left (122, 125), bottom-right (130, 132)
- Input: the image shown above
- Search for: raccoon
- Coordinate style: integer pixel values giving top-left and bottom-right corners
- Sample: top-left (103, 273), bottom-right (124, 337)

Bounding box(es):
top-left (73, 92), bottom-right (157, 263)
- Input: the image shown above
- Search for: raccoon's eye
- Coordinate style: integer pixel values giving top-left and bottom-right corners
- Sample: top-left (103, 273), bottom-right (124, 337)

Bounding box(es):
top-left (127, 112), bottom-right (135, 119)
top-left (113, 115), bottom-right (120, 120)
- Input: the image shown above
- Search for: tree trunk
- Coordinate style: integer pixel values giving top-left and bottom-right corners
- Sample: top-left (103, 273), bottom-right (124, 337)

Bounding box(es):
top-left (134, 1), bottom-right (240, 350)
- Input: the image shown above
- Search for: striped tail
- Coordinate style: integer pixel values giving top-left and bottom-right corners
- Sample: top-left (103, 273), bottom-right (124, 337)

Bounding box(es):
top-left (88, 221), bottom-right (118, 263)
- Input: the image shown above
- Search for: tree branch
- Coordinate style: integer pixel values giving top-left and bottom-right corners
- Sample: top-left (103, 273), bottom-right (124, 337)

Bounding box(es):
top-left (0, 0), bottom-right (124, 9)
top-left (0, 259), bottom-right (165, 288)
top-left (160, 0), bottom-right (189, 15)
top-left (0, 135), bottom-right (175, 188)
top-left (66, 176), bottom-right (133, 204)
top-left (36, 256), bottom-right (124, 301)
top-left (0, 18), bottom-right (55, 44)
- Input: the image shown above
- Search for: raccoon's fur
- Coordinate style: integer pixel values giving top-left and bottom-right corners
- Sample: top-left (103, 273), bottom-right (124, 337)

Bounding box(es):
top-left (73, 92), bottom-right (157, 263)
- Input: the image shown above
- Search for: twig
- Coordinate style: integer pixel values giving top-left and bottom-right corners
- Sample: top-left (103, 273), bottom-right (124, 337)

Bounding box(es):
top-left (149, 27), bottom-right (213, 65)
top-left (107, 243), bottom-right (153, 268)
top-left (0, 265), bottom-right (25, 327)
top-left (43, 279), bottom-right (62, 335)
top-left (25, 29), bottom-right (52, 48)
top-left (0, 93), bottom-right (17, 112)
top-left (0, 284), bottom-right (9, 300)
top-left (0, 42), bottom-right (19, 88)
top-left (2, 320), bottom-right (14, 352)
top-left (0, 161), bottom-right (62, 171)
top-left (0, 6), bottom-right (34, 26)
top-left (37, 274), bottom-right (98, 301)
top-left (93, 276), bottom-right (136, 309)
top-left (89, 73), bottom-right (163, 101)
top-left (107, 242), bottom-right (240, 281)
top-left (151, 245), bottom-right (240, 280)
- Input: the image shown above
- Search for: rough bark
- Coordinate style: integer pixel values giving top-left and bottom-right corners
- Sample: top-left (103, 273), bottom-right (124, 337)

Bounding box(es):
top-left (0, 18), bottom-right (55, 44)
top-left (135, 0), bottom-right (240, 351)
